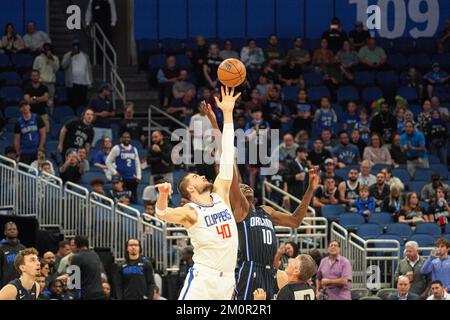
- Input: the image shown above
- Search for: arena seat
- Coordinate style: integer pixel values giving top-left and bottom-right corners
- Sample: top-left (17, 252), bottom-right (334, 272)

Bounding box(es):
top-left (351, 288), bottom-right (370, 300)
top-left (56, 71), bottom-right (65, 87)
top-left (336, 86), bottom-right (359, 104)
top-left (321, 205), bottom-right (345, 221)
top-left (303, 72), bottom-right (324, 87)
top-left (4, 106), bottom-right (20, 119)
top-left (81, 171), bottom-right (107, 185)
top-left (414, 222), bottom-right (442, 237)
top-left (360, 296), bottom-right (382, 300)
top-left (282, 86), bottom-right (298, 101)
top-left (361, 86), bottom-right (383, 105)
top-left (0, 86), bottom-right (23, 104)
top-left (431, 53), bottom-right (450, 70)
top-left (353, 71), bottom-right (375, 87)
top-left (408, 234), bottom-right (436, 247)
top-left (174, 55), bottom-right (192, 69)
top-left (386, 223), bottom-right (412, 241)
top-left (392, 168), bottom-right (410, 184)
top-left (356, 223), bottom-right (383, 240)
top-left (413, 168), bottom-right (433, 181)
top-left (376, 288), bottom-right (398, 300)
top-left (338, 213), bottom-right (365, 230)
top-left (430, 164), bottom-right (448, 178)
top-left (415, 37), bottom-right (437, 55)
top-left (388, 53), bottom-right (408, 71)
top-left (307, 86), bottom-right (330, 103)
top-left (0, 54), bottom-right (13, 70)
top-left (368, 212), bottom-right (393, 229)
top-left (53, 106), bottom-right (75, 123)
top-left (55, 87), bottom-right (68, 104)
top-left (408, 104), bottom-right (422, 120)
top-left (13, 53), bottom-right (34, 71)
top-left (376, 71), bottom-right (398, 87)
top-left (377, 38), bottom-right (392, 53)
top-left (396, 86), bottom-right (418, 103)
top-left (408, 53), bottom-right (431, 72)
top-left (408, 181), bottom-right (426, 195)
top-left (0, 72), bottom-right (22, 86)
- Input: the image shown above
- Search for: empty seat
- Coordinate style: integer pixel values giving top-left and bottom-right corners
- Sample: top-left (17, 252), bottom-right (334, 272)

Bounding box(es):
top-left (408, 181), bottom-right (426, 195)
top-left (415, 37), bottom-right (437, 54)
top-left (0, 54), bottom-right (13, 70)
top-left (408, 53), bottom-right (431, 72)
top-left (336, 86), bottom-right (359, 104)
top-left (307, 86), bottom-right (330, 103)
top-left (397, 86), bottom-right (419, 103)
top-left (376, 71), bottom-right (398, 87)
top-left (339, 213), bottom-right (365, 230)
top-left (81, 171), bottom-right (107, 185)
top-left (13, 54), bottom-right (34, 70)
top-left (351, 288), bottom-right (370, 300)
top-left (354, 71), bottom-right (375, 87)
top-left (409, 234), bottom-right (436, 247)
top-left (392, 37), bottom-right (415, 55)
top-left (0, 72), bottom-right (22, 86)
top-left (429, 164), bottom-right (448, 179)
top-left (303, 72), bottom-right (324, 87)
top-left (53, 106), bottom-right (75, 123)
top-left (0, 87), bottom-right (23, 104)
top-left (388, 53), bottom-right (408, 71)
top-left (4, 106), bottom-right (20, 119)
top-left (368, 212), bottom-right (393, 228)
top-left (56, 71), bottom-right (65, 87)
top-left (356, 223), bottom-right (383, 240)
top-left (175, 54), bottom-right (192, 69)
top-left (414, 222), bottom-right (442, 236)
top-left (392, 168), bottom-right (410, 183)
top-left (321, 205), bottom-right (346, 221)
top-left (148, 54), bottom-right (167, 71)
top-left (376, 288), bottom-right (398, 300)
top-left (55, 87), bottom-right (68, 104)
top-left (361, 86), bottom-right (383, 105)
top-left (414, 168), bottom-right (433, 181)
top-left (386, 223), bottom-right (412, 240)
top-left (282, 86), bottom-right (298, 101)
top-left (360, 296), bottom-right (382, 300)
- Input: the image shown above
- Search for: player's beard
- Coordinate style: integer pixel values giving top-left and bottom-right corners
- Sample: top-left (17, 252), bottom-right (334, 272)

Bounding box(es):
top-left (198, 182), bottom-right (214, 194)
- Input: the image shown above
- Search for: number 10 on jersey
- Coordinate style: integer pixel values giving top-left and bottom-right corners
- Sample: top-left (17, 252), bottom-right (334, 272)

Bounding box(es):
top-left (216, 224), bottom-right (232, 239)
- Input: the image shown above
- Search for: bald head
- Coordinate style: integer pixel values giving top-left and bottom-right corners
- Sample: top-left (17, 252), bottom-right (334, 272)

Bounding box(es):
top-left (43, 251), bottom-right (56, 266)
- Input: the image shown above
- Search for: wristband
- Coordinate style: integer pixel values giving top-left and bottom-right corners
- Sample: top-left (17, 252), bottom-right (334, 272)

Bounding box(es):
top-left (155, 207), bottom-right (167, 217)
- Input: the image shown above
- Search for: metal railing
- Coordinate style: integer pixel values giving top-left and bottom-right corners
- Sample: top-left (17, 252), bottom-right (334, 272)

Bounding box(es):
top-left (90, 23), bottom-right (126, 109)
top-left (148, 104), bottom-right (189, 141)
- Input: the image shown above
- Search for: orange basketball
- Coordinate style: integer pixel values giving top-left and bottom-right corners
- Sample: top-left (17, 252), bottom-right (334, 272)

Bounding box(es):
top-left (217, 58), bottom-right (247, 88)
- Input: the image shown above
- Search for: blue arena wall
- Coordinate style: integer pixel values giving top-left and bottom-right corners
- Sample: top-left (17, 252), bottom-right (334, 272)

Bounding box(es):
top-left (134, 0), bottom-right (450, 40)
top-left (0, 0), bottom-right (47, 34)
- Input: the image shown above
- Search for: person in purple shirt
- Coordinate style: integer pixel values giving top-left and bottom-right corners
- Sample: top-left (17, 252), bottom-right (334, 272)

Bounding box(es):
top-left (316, 240), bottom-right (352, 300)
top-left (420, 238), bottom-right (450, 290)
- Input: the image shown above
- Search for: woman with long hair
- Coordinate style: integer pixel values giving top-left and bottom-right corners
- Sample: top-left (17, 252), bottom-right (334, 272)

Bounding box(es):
top-left (399, 192), bottom-right (430, 225)
top-left (382, 182), bottom-right (405, 221)
top-left (94, 137), bottom-right (114, 180)
top-left (0, 23), bottom-right (24, 54)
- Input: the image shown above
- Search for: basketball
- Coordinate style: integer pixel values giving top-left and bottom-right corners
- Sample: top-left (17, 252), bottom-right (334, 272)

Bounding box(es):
top-left (217, 58), bottom-right (247, 88)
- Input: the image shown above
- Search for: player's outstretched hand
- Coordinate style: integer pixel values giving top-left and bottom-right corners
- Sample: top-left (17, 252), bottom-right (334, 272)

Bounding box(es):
top-left (214, 86), bottom-right (241, 114)
top-left (253, 288), bottom-right (267, 300)
top-left (155, 182), bottom-right (172, 196)
top-left (200, 100), bottom-right (217, 122)
top-left (308, 166), bottom-right (320, 190)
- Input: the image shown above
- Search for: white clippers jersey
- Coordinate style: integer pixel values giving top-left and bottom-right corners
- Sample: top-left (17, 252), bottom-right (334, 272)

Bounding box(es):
top-left (186, 193), bottom-right (239, 273)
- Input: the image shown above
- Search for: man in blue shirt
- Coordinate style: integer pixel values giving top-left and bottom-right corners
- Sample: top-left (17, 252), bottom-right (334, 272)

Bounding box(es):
top-left (420, 238), bottom-right (450, 290)
top-left (400, 121), bottom-right (429, 177)
top-left (13, 101), bottom-right (46, 165)
top-left (332, 131), bottom-right (360, 168)
top-left (89, 82), bottom-right (115, 147)
top-left (424, 63), bottom-right (450, 99)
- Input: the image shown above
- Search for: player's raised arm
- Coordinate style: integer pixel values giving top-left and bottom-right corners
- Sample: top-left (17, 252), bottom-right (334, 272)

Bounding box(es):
top-left (261, 168), bottom-right (320, 228)
top-left (155, 183), bottom-right (197, 228)
top-left (213, 86), bottom-right (241, 208)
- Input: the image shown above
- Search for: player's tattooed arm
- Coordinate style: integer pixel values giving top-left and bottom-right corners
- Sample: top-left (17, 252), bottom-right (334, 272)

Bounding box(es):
top-left (155, 183), bottom-right (198, 228)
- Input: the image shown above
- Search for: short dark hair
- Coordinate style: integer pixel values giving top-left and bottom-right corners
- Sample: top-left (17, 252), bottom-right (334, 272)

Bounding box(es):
top-left (431, 280), bottom-right (444, 287)
top-left (58, 240), bottom-right (70, 248)
top-left (90, 178), bottom-right (105, 187)
top-left (338, 130), bottom-right (348, 138)
top-left (435, 237), bottom-right (450, 249)
top-left (74, 235), bottom-right (89, 249)
top-left (296, 147), bottom-right (308, 154)
top-left (31, 69), bottom-right (40, 75)
top-left (125, 239), bottom-right (142, 261)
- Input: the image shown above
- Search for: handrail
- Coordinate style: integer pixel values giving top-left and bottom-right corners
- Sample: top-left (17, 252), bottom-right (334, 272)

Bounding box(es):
top-left (148, 104), bottom-right (189, 140)
top-left (90, 23), bottom-right (126, 109)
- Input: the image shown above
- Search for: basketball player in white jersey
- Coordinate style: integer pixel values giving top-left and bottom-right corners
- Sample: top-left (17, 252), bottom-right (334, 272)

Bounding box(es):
top-left (155, 86), bottom-right (241, 300)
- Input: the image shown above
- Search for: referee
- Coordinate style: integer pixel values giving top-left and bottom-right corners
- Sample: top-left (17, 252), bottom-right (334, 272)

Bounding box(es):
top-left (116, 239), bottom-right (156, 300)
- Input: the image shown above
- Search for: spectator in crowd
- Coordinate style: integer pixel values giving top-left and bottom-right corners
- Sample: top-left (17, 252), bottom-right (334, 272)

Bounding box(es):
top-left (36, 274), bottom-right (48, 299)
top-left (307, 138), bottom-right (331, 168)
top-left (278, 57), bottom-right (303, 87)
top-left (106, 131), bottom-right (141, 202)
top-left (166, 88), bottom-right (196, 125)
top-left (313, 177), bottom-right (340, 209)
top-left (109, 177), bottom-right (132, 204)
top-left (62, 38), bottom-right (93, 113)
top-left (291, 89), bottom-right (313, 134)
top-left (388, 276), bottom-right (420, 300)
top-left (321, 158), bottom-right (344, 186)
top-left (418, 100), bottom-right (432, 134)
top-left (57, 238), bottom-right (75, 275)
top-left (119, 102), bottom-right (146, 146)
top-left (314, 97), bottom-right (338, 134)
top-left (43, 251), bottom-right (57, 277)
top-left (261, 85), bottom-right (290, 131)
top-left (321, 128), bottom-right (337, 152)
top-left (77, 147), bottom-right (90, 172)
top-left (58, 109), bottom-right (95, 160)
top-left (0, 222), bottom-right (26, 287)
top-left (241, 39), bottom-right (265, 71)
top-left (172, 69), bottom-right (195, 99)
top-left (394, 241), bottom-right (430, 298)
top-left (59, 149), bottom-right (85, 184)
top-left (0, 23), bottom-right (24, 54)
top-left (427, 280), bottom-right (450, 300)
top-left (190, 35), bottom-right (208, 86)
top-left (427, 187), bottom-right (450, 228)
top-left (70, 236), bottom-right (105, 300)
top-left (91, 179), bottom-right (107, 198)
top-left (357, 160), bottom-right (376, 187)
top-left (421, 174), bottom-right (450, 203)
top-left (176, 246), bottom-right (194, 295)
top-left (153, 286), bottom-right (167, 300)
top-left (390, 134), bottom-right (407, 168)
top-left (399, 192), bottom-right (429, 225)
top-left (30, 149), bottom-right (55, 175)
top-left (424, 62), bottom-right (449, 99)
top-left (295, 130), bottom-right (310, 150)
top-left (349, 21), bottom-right (371, 51)
top-left (400, 121), bottom-right (429, 177)
top-left (284, 147), bottom-right (310, 200)
top-left (381, 167), bottom-right (404, 190)
top-left (24, 70), bottom-right (50, 132)
top-left (244, 88), bottom-right (262, 113)
top-left (103, 282), bottom-right (114, 300)
top-left (265, 160), bottom-right (289, 207)
top-left (431, 96), bottom-right (450, 122)
top-left (350, 129), bottom-right (367, 156)
top-left (428, 110), bottom-right (448, 165)
top-left (89, 83), bottom-right (115, 147)
top-left (33, 43), bottom-right (59, 110)
top-left (117, 239), bottom-right (155, 300)
top-left (355, 109), bottom-right (371, 145)
top-left (316, 241), bottom-right (352, 300)
top-left (371, 102), bottom-right (397, 144)
top-left (363, 133), bottom-right (392, 165)
top-left (437, 19), bottom-right (450, 52)
top-left (322, 18), bottom-right (347, 54)
top-left (46, 279), bottom-right (72, 300)
top-left (420, 238), bottom-right (450, 290)
top-left (265, 34), bottom-right (284, 66)
top-left (342, 102), bottom-right (360, 134)
top-left (53, 240), bottom-right (71, 272)
top-left (395, 105), bottom-right (407, 134)
top-left (274, 242), bottom-right (299, 271)
top-left (400, 67), bottom-right (424, 100)
top-left (382, 182), bottom-right (405, 221)
top-left (147, 130), bottom-right (173, 185)
top-left (338, 168), bottom-right (360, 207)
top-left (332, 131), bottom-right (360, 168)
top-left (335, 40), bottom-right (358, 81)
top-left (274, 133), bottom-right (299, 165)
top-left (157, 55), bottom-right (180, 106)
top-left (13, 101), bottom-right (46, 165)
top-left (23, 21), bottom-right (51, 53)
top-left (369, 171), bottom-right (390, 208)
top-left (312, 38), bottom-right (335, 73)
top-left (85, 0), bottom-right (117, 42)
top-left (94, 137), bottom-right (113, 180)
top-left (3, 146), bottom-right (19, 163)
top-left (358, 38), bottom-right (387, 71)
top-left (286, 37), bottom-right (311, 68)
top-left (219, 39), bottom-right (239, 60)
top-left (353, 185), bottom-right (376, 219)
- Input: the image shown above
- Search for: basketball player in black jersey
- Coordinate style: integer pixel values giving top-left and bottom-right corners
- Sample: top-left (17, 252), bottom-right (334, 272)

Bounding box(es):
top-left (199, 101), bottom-right (320, 300)
top-left (0, 248), bottom-right (41, 300)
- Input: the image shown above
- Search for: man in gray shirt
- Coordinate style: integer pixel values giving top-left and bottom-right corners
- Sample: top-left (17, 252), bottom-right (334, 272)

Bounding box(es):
top-left (23, 21), bottom-right (51, 53)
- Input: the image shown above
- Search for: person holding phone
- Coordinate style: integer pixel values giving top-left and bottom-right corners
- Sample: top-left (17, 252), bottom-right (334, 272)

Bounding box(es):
top-left (420, 238), bottom-right (450, 290)
top-left (59, 148), bottom-right (86, 184)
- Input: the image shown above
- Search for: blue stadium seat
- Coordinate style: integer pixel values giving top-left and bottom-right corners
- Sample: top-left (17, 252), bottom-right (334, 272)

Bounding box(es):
top-left (81, 171), bottom-right (107, 185)
top-left (409, 181), bottom-right (426, 195)
top-left (388, 53), bottom-right (408, 71)
top-left (414, 222), bottom-right (442, 237)
top-left (446, 224), bottom-right (450, 234)
top-left (339, 213), bottom-right (365, 230)
top-left (53, 106), bottom-right (75, 123)
top-left (307, 86), bottom-right (330, 103)
top-left (0, 72), bottom-right (22, 86)
top-left (162, 38), bottom-right (185, 54)
top-left (376, 234), bottom-right (404, 245)
top-left (45, 140), bottom-right (59, 153)
top-left (392, 37), bottom-right (415, 55)
top-left (56, 71), bottom-right (65, 87)
top-left (4, 106), bottom-right (20, 119)
top-left (375, 234), bottom-right (404, 257)
top-left (282, 86), bottom-right (298, 101)
top-left (13, 54), bottom-right (34, 70)
top-left (60, 115), bottom-right (77, 125)
top-left (392, 168), bottom-right (411, 183)
top-left (408, 105), bottom-right (422, 120)
top-left (55, 87), bottom-right (68, 104)
top-left (386, 223), bottom-right (413, 240)
top-left (368, 212), bottom-right (393, 229)
top-left (376, 71), bottom-right (398, 87)
top-left (408, 234), bottom-right (436, 247)
top-left (175, 55), bottom-right (192, 69)
top-left (415, 37), bottom-right (437, 54)
top-left (357, 223), bottom-right (383, 240)
top-left (148, 54), bottom-right (167, 71)
top-left (408, 53), bottom-right (431, 72)
top-left (430, 164), bottom-right (448, 178)
top-left (377, 38), bottom-right (392, 53)
top-left (303, 72), bottom-right (324, 87)
top-left (397, 87), bottom-right (418, 103)
top-left (303, 38), bottom-right (321, 51)
top-left (431, 53), bottom-right (450, 70)
top-left (0, 54), bottom-right (12, 70)
top-left (413, 168), bottom-right (433, 181)
top-left (0, 87), bottom-right (23, 104)
top-left (443, 234), bottom-right (450, 243)
top-left (336, 86), bottom-right (359, 104)
top-left (321, 205), bottom-right (346, 221)
top-left (51, 123), bottom-right (62, 139)
top-left (354, 72), bottom-right (375, 87)
top-left (361, 86), bottom-right (383, 105)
